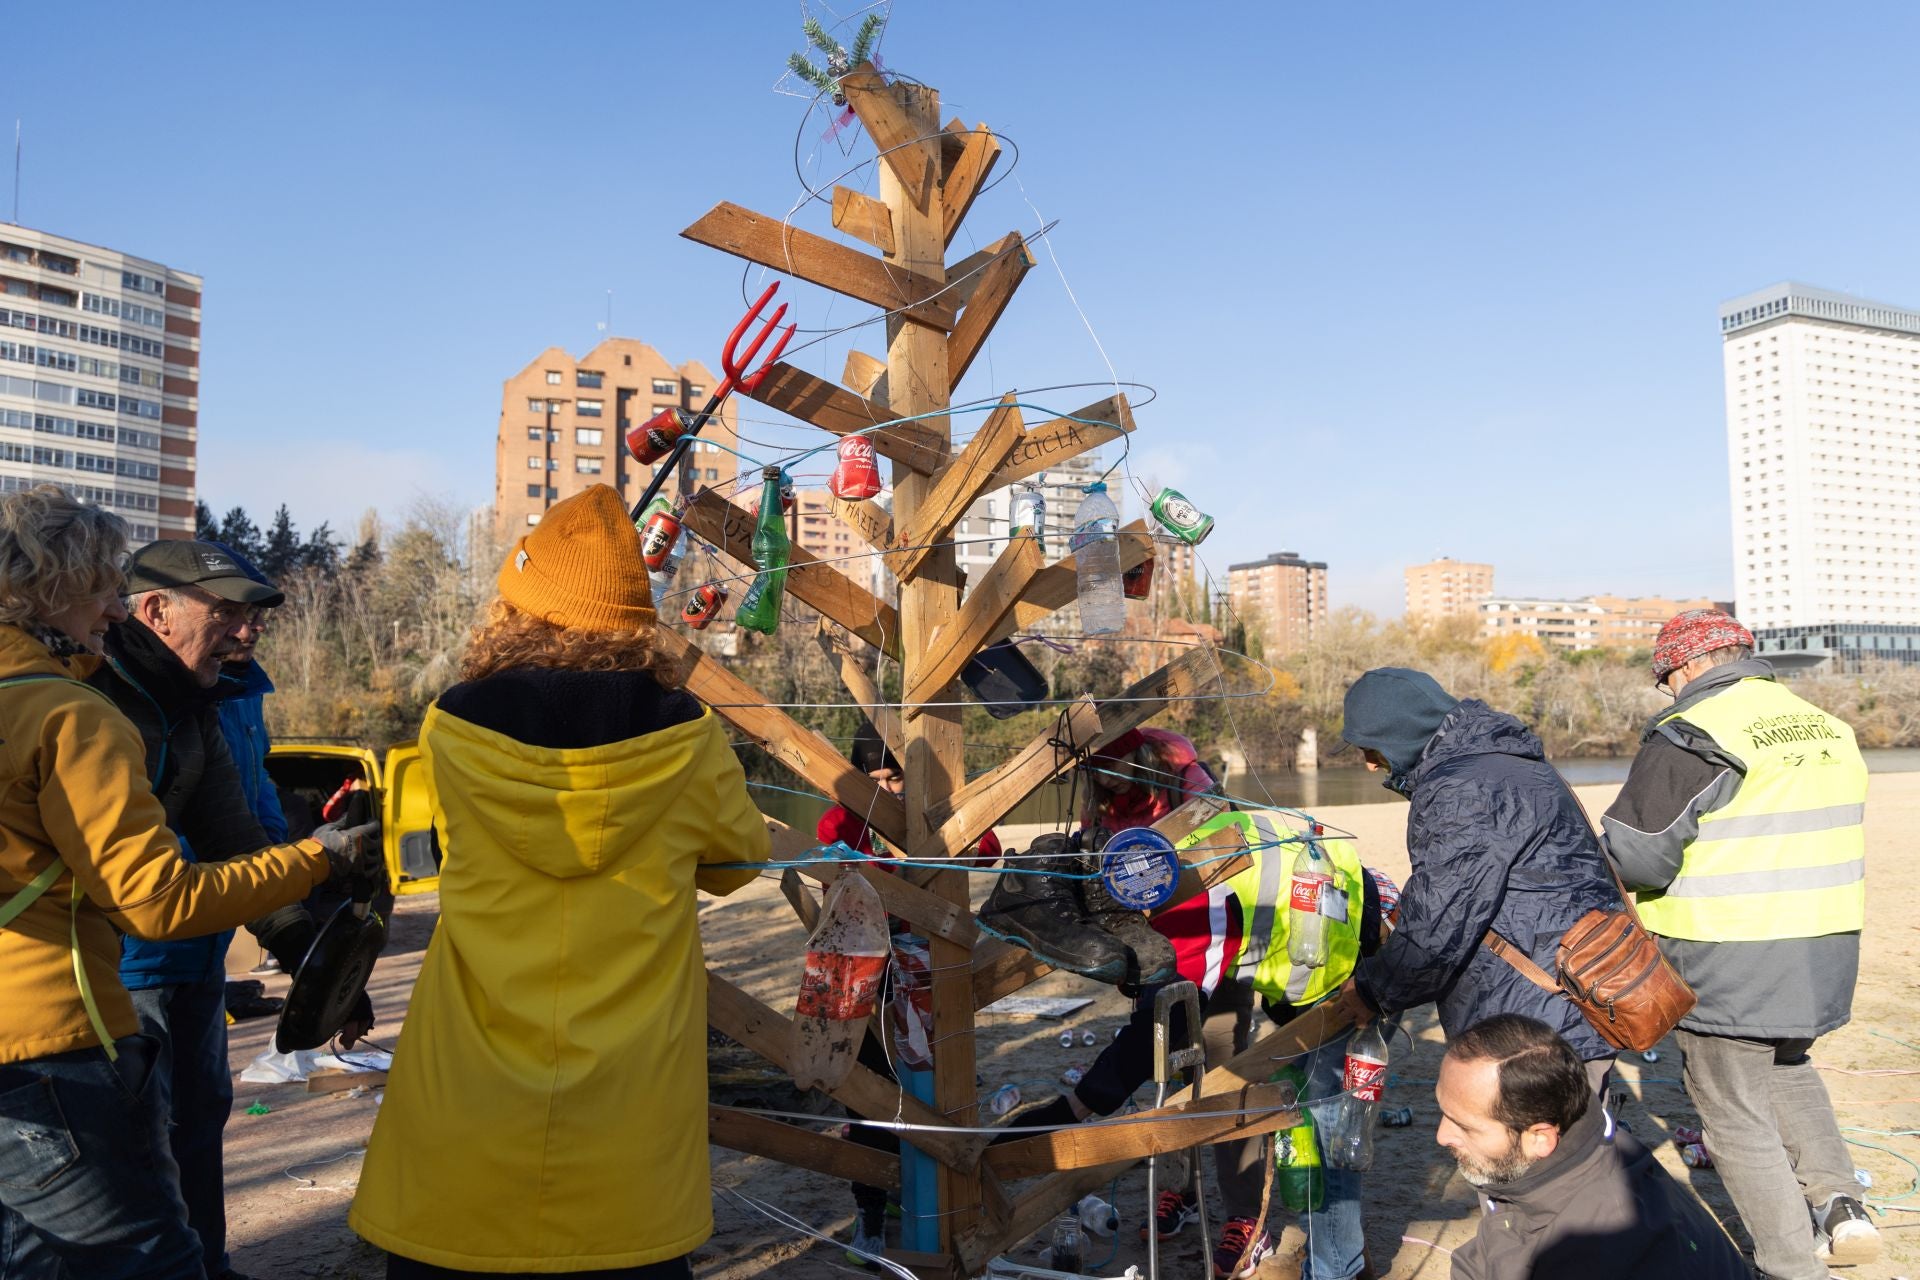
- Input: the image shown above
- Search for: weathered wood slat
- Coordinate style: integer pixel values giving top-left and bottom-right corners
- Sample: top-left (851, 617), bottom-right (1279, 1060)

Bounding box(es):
top-left (983, 394), bottom-right (1135, 492)
top-left (988, 520), bottom-right (1155, 645)
top-left (708, 1105), bottom-right (900, 1191)
top-left (902, 538), bottom-right (1044, 717)
top-left (817, 622), bottom-right (904, 760)
top-left (841, 65), bottom-right (939, 213)
top-left (744, 362), bottom-right (948, 475)
top-left (832, 186), bottom-right (895, 255)
top-left (887, 395), bottom-right (1024, 583)
top-left (947, 234), bottom-right (1031, 392)
top-left (801, 860), bottom-right (980, 950)
top-left (941, 126), bottom-right (1002, 247)
top-left (983, 1082), bottom-right (1298, 1178)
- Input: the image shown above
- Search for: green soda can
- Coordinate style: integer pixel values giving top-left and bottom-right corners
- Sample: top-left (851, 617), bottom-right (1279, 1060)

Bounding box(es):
top-left (1150, 488), bottom-right (1214, 545)
top-left (635, 494), bottom-right (673, 535)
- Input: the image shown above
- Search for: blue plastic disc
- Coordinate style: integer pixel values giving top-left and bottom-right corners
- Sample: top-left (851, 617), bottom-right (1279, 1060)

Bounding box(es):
top-left (1099, 827), bottom-right (1180, 911)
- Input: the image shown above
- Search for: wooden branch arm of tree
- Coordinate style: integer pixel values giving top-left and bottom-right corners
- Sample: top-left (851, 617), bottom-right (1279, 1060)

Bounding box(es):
top-left (816, 622), bottom-right (905, 760)
top-left (902, 538), bottom-right (1044, 718)
top-left (922, 698), bottom-right (1104, 863)
top-left (680, 201), bottom-right (956, 330)
top-left (983, 1081), bottom-right (1299, 1179)
top-left (708, 1105), bottom-right (899, 1191)
top-left (941, 125), bottom-right (1002, 248)
top-left (953, 1157), bottom-right (1132, 1277)
top-left (888, 395), bottom-right (1025, 582)
top-left (946, 235), bottom-right (1031, 392)
top-left (743, 362), bottom-right (948, 475)
top-left (682, 488), bottom-right (901, 660)
top-left (801, 860), bottom-right (979, 950)
top-left (987, 521), bottom-right (1155, 646)
top-left (981, 394), bottom-right (1136, 492)
top-left (1198, 1002), bottom-right (1357, 1100)
top-left (841, 64), bottom-right (939, 212)
top-left (654, 629), bottom-right (908, 847)
top-left (832, 186), bottom-right (895, 255)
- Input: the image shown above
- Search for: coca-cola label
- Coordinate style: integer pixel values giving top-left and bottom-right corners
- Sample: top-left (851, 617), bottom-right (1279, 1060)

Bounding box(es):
top-left (795, 950), bottom-right (887, 1021)
top-left (1290, 871), bottom-right (1332, 913)
top-left (1343, 1052), bottom-right (1388, 1103)
top-left (839, 436), bottom-right (875, 462)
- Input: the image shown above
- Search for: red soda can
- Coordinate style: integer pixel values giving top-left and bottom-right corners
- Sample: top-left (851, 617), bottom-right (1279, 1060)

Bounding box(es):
top-left (639, 509), bottom-right (683, 571)
top-left (1123, 554), bottom-right (1155, 600)
top-left (626, 407), bottom-right (686, 464)
top-left (830, 435), bottom-right (882, 500)
top-left (681, 584), bottom-right (727, 630)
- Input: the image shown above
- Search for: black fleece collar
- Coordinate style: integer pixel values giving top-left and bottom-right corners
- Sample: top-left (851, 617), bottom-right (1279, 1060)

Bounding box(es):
top-left (1480, 1095), bottom-right (1609, 1206)
top-left (104, 620), bottom-right (227, 719)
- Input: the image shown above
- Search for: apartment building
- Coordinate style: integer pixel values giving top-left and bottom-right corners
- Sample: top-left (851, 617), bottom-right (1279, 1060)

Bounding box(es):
top-left (1478, 597), bottom-right (1608, 650)
top-left (1721, 282), bottom-right (1920, 668)
top-left (1227, 551), bottom-right (1328, 657)
top-left (1588, 594), bottom-right (1723, 650)
top-left (1405, 557), bottom-right (1494, 622)
top-left (0, 225), bottom-right (201, 540)
top-left (494, 339), bottom-right (739, 539)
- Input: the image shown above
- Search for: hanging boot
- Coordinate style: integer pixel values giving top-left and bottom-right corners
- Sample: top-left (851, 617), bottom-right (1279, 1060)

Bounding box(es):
top-left (1081, 870), bottom-right (1179, 988)
top-left (978, 834), bottom-right (1130, 983)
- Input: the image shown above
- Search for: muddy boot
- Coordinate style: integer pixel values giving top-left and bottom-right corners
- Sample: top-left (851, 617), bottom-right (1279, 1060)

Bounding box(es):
top-left (978, 837), bottom-right (1130, 982)
top-left (1082, 871), bottom-right (1178, 987)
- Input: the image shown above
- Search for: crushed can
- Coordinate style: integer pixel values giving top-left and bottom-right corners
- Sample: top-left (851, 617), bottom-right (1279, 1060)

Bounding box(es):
top-left (680, 583), bottom-right (728, 630)
top-left (1381, 1107), bottom-right (1414, 1128)
top-left (639, 509), bottom-right (684, 571)
top-left (627, 407), bottom-right (687, 464)
top-left (1150, 487), bottom-right (1214, 545)
top-left (1123, 553), bottom-right (1154, 599)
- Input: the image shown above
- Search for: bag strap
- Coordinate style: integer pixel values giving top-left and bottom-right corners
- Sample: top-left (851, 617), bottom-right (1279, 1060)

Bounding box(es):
top-left (1552, 773), bottom-right (1650, 930)
top-left (1483, 928), bottom-right (1561, 995)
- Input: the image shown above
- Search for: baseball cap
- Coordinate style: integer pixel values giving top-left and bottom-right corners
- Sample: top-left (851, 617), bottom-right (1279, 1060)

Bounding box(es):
top-left (125, 540), bottom-right (286, 607)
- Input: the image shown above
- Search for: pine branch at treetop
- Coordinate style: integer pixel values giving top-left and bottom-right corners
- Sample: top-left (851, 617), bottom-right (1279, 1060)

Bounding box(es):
top-left (802, 17), bottom-right (843, 59)
top-left (849, 14), bottom-right (884, 66)
top-left (786, 52), bottom-right (837, 93)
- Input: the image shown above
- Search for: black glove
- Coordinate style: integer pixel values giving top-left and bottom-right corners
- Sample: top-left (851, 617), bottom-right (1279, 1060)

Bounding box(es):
top-left (312, 819), bottom-right (383, 884)
top-left (338, 989), bottom-right (376, 1047)
top-left (263, 915), bottom-right (318, 976)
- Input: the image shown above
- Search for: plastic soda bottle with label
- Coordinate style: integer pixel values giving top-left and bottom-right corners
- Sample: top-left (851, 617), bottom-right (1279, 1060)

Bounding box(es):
top-left (1070, 480), bottom-right (1124, 635)
top-left (1272, 1063), bottom-right (1325, 1211)
top-left (1324, 1020), bottom-right (1390, 1171)
top-left (1011, 478), bottom-right (1046, 554)
top-left (1287, 839), bottom-right (1335, 967)
top-left (735, 466), bottom-right (791, 635)
top-left (791, 874), bottom-right (890, 1092)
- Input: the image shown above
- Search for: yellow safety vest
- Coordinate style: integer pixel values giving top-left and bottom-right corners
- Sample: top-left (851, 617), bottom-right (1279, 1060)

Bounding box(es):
top-left (1175, 810), bottom-right (1366, 1006)
top-left (1636, 677), bottom-right (1867, 943)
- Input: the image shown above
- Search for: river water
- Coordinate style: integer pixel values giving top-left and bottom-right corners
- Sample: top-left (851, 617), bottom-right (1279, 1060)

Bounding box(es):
top-left (748, 747), bottom-right (1920, 834)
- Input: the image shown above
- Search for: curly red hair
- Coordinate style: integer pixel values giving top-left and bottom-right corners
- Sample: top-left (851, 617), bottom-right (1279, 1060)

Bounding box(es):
top-left (459, 598), bottom-right (676, 683)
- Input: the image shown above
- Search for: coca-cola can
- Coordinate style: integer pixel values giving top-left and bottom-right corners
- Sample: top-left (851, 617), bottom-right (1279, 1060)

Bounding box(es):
top-left (681, 584), bottom-right (727, 630)
top-left (1123, 554), bottom-right (1154, 600)
top-left (639, 510), bottom-right (683, 571)
top-left (626, 407), bottom-right (686, 464)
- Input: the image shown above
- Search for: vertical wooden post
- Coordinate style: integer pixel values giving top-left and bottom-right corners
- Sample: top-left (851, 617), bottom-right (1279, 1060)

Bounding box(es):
top-left (877, 77), bottom-right (979, 1247)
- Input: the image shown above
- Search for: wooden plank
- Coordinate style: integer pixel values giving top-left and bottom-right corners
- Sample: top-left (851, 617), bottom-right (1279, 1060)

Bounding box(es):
top-left (841, 64), bottom-right (939, 212)
top-left (983, 393), bottom-right (1135, 492)
top-left (744, 362), bottom-right (948, 476)
top-left (832, 186), bottom-right (895, 255)
top-left (887, 395), bottom-right (1025, 583)
top-left (983, 1082), bottom-right (1298, 1178)
top-left (682, 488), bottom-right (901, 659)
top-left (1153, 793), bottom-right (1232, 847)
top-left (1198, 1002), bottom-right (1356, 1100)
top-left (902, 537), bottom-right (1043, 717)
top-left (924, 699), bottom-right (1103, 862)
top-left (705, 970), bottom-right (986, 1173)
top-left (816, 622), bottom-right (904, 761)
top-left (939, 118), bottom-right (971, 174)
top-left (681, 202), bottom-right (957, 330)
top-left (306, 1068), bottom-right (387, 1094)
top-left (989, 520), bottom-right (1154, 645)
top-left (880, 1250), bottom-right (964, 1280)
top-left (654, 630), bottom-right (908, 847)
top-left (971, 936), bottom-right (1053, 1010)
top-left (803, 860), bottom-right (980, 950)
top-left (1160, 817), bottom-right (1250, 915)
top-left (946, 234), bottom-right (1031, 392)
top-left (842, 349), bottom-right (889, 399)
top-left (830, 493), bottom-right (895, 557)
top-left (708, 1105), bottom-right (900, 1191)
top-left (943, 241), bottom-right (1003, 309)
top-left (941, 125), bottom-right (1002, 248)
top-left (779, 868), bottom-right (821, 933)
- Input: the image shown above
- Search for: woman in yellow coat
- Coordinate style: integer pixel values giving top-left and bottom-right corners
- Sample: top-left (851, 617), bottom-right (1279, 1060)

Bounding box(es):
top-left (350, 486), bottom-right (771, 1278)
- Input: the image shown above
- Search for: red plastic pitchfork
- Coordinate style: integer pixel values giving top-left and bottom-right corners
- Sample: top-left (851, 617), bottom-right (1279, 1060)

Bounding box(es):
top-left (627, 282), bottom-right (796, 520)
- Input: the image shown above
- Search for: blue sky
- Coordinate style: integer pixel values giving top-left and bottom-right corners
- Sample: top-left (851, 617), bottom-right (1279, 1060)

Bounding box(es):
top-left (8, 2), bottom-right (1918, 614)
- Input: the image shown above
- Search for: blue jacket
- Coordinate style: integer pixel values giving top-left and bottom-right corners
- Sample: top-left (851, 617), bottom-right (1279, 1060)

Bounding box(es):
top-left (1350, 696), bottom-right (1620, 1061)
top-left (118, 659), bottom-right (288, 988)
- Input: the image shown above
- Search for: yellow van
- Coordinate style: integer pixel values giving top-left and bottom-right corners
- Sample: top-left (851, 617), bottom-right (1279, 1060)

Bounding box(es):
top-left (264, 740), bottom-right (439, 896)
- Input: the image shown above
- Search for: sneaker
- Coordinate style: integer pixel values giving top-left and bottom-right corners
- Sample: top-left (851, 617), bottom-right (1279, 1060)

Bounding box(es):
top-left (1814, 1195), bottom-right (1880, 1266)
top-left (977, 838), bottom-right (1130, 982)
top-left (1138, 1189), bottom-right (1199, 1242)
top-left (1212, 1216), bottom-right (1274, 1279)
top-left (843, 1223), bottom-right (885, 1270)
top-left (1081, 866), bottom-right (1178, 987)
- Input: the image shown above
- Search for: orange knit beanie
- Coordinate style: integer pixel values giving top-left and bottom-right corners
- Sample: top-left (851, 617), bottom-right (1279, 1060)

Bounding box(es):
top-left (497, 485), bottom-right (655, 632)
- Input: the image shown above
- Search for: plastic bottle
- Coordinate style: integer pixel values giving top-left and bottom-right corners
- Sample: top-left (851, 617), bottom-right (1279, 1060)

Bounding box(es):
top-left (1324, 1021), bottom-right (1390, 1171)
top-left (735, 466), bottom-right (792, 635)
top-left (1011, 478), bottom-right (1046, 554)
top-left (1048, 1211), bottom-right (1083, 1273)
top-left (1287, 840), bottom-right (1335, 967)
top-left (985, 1084), bottom-right (1021, 1117)
top-left (1272, 1063), bottom-right (1324, 1212)
top-left (1070, 481), bottom-right (1124, 635)
top-left (791, 875), bottom-right (890, 1092)
top-left (1074, 1194), bottom-right (1118, 1238)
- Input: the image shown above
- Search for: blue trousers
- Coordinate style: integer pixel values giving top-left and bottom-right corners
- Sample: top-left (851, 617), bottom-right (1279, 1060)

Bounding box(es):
top-left (129, 980), bottom-right (234, 1280)
top-left (0, 1034), bottom-right (203, 1280)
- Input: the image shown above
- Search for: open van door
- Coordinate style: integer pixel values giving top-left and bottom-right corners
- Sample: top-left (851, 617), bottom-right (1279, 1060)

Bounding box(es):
top-left (382, 741), bottom-right (440, 895)
top-left (264, 743), bottom-right (380, 836)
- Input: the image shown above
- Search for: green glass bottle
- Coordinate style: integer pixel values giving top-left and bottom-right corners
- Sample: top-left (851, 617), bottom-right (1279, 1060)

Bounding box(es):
top-left (734, 466), bottom-right (791, 635)
top-left (1273, 1063), bottom-right (1324, 1212)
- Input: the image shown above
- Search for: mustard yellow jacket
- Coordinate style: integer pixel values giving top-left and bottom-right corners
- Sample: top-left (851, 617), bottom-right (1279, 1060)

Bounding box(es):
top-left (0, 624), bottom-right (330, 1064)
top-left (350, 700), bottom-right (770, 1272)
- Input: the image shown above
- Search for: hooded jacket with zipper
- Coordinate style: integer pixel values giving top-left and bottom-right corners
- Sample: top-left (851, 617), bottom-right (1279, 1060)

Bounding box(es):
top-left (1348, 695), bottom-right (1619, 1060)
top-left (1450, 1096), bottom-right (1749, 1280)
top-left (0, 624), bottom-right (330, 1064)
top-left (88, 622), bottom-right (312, 985)
top-left (349, 665), bottom-right (771, 1272)
top-left (1602, 656), bottom-right (1857, 1038)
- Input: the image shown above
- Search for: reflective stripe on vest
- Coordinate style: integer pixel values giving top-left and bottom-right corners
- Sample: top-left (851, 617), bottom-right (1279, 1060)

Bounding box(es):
top-left (1638, 677), bottom-right (1868, 943)
top-left (1175, 810), bottom-right (1364, 1005)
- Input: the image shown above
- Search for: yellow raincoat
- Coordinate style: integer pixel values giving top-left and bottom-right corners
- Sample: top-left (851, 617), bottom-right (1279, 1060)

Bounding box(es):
top-left (349, 701), bottom-right (770, 1271)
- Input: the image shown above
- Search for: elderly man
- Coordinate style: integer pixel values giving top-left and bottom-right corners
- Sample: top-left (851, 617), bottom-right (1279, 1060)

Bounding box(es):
top-left (91, 539), bottom-right (366, 1280)
top-left (1438, 1014), bottom-right (1748, 1280)
top-left (1602, 609), bottom-right (1876, 1279)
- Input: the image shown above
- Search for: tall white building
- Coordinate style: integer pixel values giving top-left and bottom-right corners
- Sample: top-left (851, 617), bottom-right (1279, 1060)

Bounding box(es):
top-left (1720, 282), bottom-right (1920, 669)
top-left (0, 225), bottom-right (201, 540)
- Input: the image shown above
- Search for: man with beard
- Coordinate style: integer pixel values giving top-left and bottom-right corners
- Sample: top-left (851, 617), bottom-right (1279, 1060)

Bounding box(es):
top-left (1438, 1015), bottom-right (1748, 1280)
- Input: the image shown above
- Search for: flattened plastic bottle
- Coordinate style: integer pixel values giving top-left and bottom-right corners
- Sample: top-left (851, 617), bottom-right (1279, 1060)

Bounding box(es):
top-left (791, 874), bottom-right (890, 1092)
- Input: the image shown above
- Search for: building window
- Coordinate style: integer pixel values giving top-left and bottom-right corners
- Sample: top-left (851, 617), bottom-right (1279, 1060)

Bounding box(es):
top-left (623, 354), bottom-right (632, 366)
top-left (526, 483), bottom-right (542, 497)
top-left (577, 371), bottom-right (603, 389)
top-left (527, 426), bottom-right (543, 440)
top-left (527, 455), bottom-right (543, 469)
top-left (526, 513), bottom-right (541, 526)
top-left (548, 458), bottom-right (560, 471)
top-left (576, 399), bottom-right (603, 417)
top-left (687, 384), bottom-right (704, 398)
top-left (576, 427), bottom-right (603, 446)
top-left (545, 370), bottom-right (562, 385)
top-left (576, 456), bottom-right (603, 474)
top-left (528, 398), bottom-right (548, 413)
top-left (651, 379), bottom-right (677, 395)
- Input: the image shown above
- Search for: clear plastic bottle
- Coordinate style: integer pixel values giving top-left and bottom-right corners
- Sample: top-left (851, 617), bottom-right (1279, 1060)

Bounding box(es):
top-left (1011, 478), bottom-right (1046, 554)
top-left (1074, 1194), bottom-right (1117, 1238)
top-left (1324, 1021), bottom-right (1390, 1171)
top-left (1287, 840), bottom-right (1335, 967)
top-left (791, 875), bottom-right (890, 1092)
top-left (1070, 481), bottom-right (1124, 635)
top-left (1048, 1210), bottom-right (1083, 1272)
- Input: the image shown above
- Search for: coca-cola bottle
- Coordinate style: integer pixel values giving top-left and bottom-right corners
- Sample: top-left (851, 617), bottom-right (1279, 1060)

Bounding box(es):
top-left (1323, 1020), bottom-right (1390, 1171)
top-left (1287, 840), bottom-right (1335, 967)
top-left (791, 874), bottom-right (890, 1092)
top-left (830, 435), bottom-right (882, 500)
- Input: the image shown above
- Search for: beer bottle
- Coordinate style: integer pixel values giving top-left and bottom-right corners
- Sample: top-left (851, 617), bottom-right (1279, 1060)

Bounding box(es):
top-left (735, 466), bottom-right (792, 634)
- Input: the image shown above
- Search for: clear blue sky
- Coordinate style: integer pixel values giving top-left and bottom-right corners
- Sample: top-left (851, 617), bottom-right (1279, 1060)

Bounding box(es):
top-left (9, 2), bottom-right (1918, 614)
